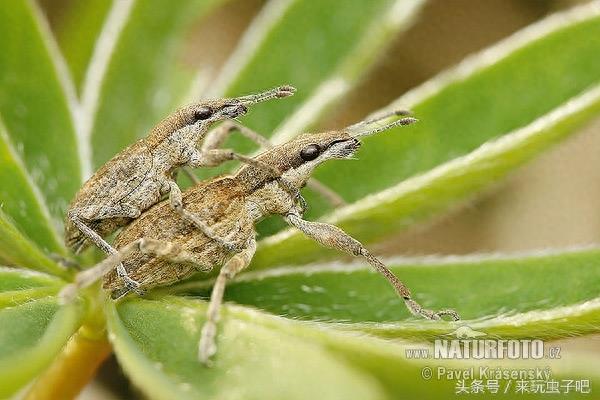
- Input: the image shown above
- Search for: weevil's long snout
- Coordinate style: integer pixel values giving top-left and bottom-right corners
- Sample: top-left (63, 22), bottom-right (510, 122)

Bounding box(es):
top-left (220, 85), bottom-right (296, 118)
top-left (221, 103), bottom-right (248, 118)
top-left (235, 85), bottom-right (296, 105)
top-left (348, 109), bottom-right (418, 139)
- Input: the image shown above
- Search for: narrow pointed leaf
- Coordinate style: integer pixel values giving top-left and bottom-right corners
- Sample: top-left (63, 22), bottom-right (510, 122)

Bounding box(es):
top-left (54, 0), bottom-right (113, 90)
top-left (0, 211), bottom-right (67, 278)
top-left (0, 297), bottom-right (84, 397)
top-left (107, 298), bottom-right (387, 400)
top-left (0, 267), bottom-right (63, 308)
top-left (88, 0), bottom-right (225, 168)
top-left (0, 120), bottom-right (65, 253)
top-left (0, 0), bottom-right (82, 223)
top-left (172, 248), bottom-right (600, 341)
top-left (0, 267), bottom-right (62, 293)
top-left (254, 3), bottom-right (600, 267)
top-left (198, 0), bottom-right (423, 172)
top-left (108, 297), bottom-right (597, 399)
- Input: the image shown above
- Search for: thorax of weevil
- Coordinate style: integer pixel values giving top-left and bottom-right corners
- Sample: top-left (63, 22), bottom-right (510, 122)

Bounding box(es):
top-left (149, 122), bottom-right (205, 177)
top-left (244, 180), bottom-right (296, 221)
top-left (103, 177), bottom-right (252, 294)
top-left (237, 157), bottom-right (306, 221)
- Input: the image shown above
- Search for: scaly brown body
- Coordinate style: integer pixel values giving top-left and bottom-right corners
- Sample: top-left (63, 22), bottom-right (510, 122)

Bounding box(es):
top-left (65, 88), bottom-right (295, 254)
top-left (62, 110), bottom-right (459, 365)
top-left (104, 177), bottom-right (250, 293)
top-left (64, 86), bottom-right (297, 294)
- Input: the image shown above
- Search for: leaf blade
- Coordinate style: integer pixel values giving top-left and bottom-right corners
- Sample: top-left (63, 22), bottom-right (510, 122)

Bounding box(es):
top-left (0, 120), bottom-right (65, 253)
top-left (0, 212), bottom-right (67, 278)
top-left (108, 297), bottom-right (597, 399)
top-left (0, 0), bottom-right (83, 225)
top-left (199, 0), bottom-right (423, 168)
top-left (172, 248), bottom-right (600, 341)
top-left (54, 0), bottom-right (114, 90)
top-left (254, 3), bottom-right (600, 267)
top-left (107, 297), bottom-right (387, 400)
top-left (0, 297), bottom-right (84, 397)
top-left (87, 0), bottom-right (224, 169)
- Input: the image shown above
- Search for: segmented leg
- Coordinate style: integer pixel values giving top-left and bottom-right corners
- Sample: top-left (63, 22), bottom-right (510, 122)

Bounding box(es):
top-left (283, 211), bottom-right (460, 321)
top-left (168, 181), bottom-right (241, 251)
top-left (59, 238), bottom-right (208, 302)
top-left (181, 166), bottom-right (200, 185)
top-left (198, 237), bottom-right (256, 366)
top-left (49, 253), bottom-right (80, 270)
top-left (68, 211), bottom-right (143, 294)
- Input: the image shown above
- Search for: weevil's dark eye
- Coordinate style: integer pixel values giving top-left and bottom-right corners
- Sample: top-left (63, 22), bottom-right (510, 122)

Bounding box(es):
top-left (300, 144), bottom-right (320, 161)
top-left (193, 106), bottom-right (212, 121)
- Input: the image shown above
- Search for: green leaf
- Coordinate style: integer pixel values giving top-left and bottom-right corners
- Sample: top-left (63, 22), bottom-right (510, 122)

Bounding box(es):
top-left (0, 297), bottom-right (84, 397)
top-left (198, 0), bottom-right (422, 172)
top-left (254, 3), bottom-right (600, 267)
top-left (171, 248), bottom-right (600, 341)
top-left (0, 120), bottom-right (65, 253)
top-left (54, 0), bottom-right (113, 90)
top-left (0, 211), bottom-right (67, 278)
top-left (0, 267), bottom-right (63, 308)
top-left (0, 0), bottom-right (82, 223)
top-left (107, 297), bottom-right (387, 400)
top-left (87, 0), bottom-right (225, 169)
top-left (0, 267), bottom-right (62, 293)
top-left (107, 297), bottom-right (597, 399)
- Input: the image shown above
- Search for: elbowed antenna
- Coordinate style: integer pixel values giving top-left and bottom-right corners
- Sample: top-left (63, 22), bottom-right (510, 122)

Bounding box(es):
top-left (236, 85), bottom-right (297, 105)
top-left (348, 109), bottom-right (418, 138)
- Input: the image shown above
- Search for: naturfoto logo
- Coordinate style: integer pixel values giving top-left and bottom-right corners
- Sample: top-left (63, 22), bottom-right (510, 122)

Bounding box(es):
top-left (433, 325), bottom-right (545, 360)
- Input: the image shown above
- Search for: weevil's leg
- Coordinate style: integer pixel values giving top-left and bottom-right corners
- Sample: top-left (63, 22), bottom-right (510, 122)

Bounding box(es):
top-left (68, 211), bottom-right (143, 294)
top-left (190, 147), bottom-right (279, 174)
top-left (205, 121), bottom-right (347, 207)
top-left (110, 239), bottom-right (211, 299)
top-left (283, 211), bottom-right (460, 321)
top-left (49, 253), bottom-right (80, 270)
top-left (201, 121), bottom-right (271, 151)
top-left (59, 238), bottom-right (208, 302)
top-left (59, 238), bottom-right (148, 302)
top-left (168, 181), bottom-right (241, 252)
top-left (199, 237), bottom-right (257, 366)
top-left (68, 212), bottom-right (116, 256)
top-left (305, 180), bottom-right (346, 208)
top-left (181, 166), bottom-right (201, 185)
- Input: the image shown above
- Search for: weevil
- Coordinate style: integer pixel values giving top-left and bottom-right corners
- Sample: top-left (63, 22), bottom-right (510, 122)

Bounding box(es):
top-left (61, 110), bottom-right (460, 365)
top-left (65, 86), bottom-right (304, 293)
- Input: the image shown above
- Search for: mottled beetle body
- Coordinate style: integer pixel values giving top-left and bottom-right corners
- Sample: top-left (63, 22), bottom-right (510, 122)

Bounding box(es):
top-left (62, 111), bottom-right (459, 365)
top-left (103, 177), bottom-right (252, 297)
top-left (102, 132), bottom-right (348, 296)
top-left (65, 88), bottom-right (294, 254)
top-left (64, 86), bottom-right (298, 293)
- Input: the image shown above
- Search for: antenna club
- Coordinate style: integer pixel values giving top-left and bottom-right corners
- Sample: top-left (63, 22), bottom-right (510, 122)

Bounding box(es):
top-left (275, 85), bottom-right (296, 98)
top-left (398, 117), bottom-right (418, 125)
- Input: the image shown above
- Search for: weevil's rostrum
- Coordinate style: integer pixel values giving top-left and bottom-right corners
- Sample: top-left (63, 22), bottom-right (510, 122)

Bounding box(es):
top-left (61, 108), bottom-right (460, 365)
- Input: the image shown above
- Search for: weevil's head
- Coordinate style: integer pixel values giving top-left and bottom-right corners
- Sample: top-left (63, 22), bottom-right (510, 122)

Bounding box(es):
top-left (238, 112), bottom-right (417, 190)
top-left (148, 85), bottom-right (295, 146)
top-left (182, 85), bottom-right (296, 125)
